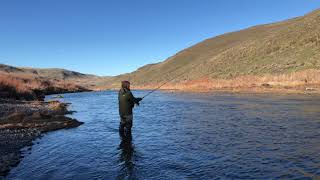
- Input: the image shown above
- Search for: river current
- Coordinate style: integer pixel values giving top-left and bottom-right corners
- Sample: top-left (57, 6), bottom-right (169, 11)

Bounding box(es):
top-left (6, 91), bottom-right (320, 179)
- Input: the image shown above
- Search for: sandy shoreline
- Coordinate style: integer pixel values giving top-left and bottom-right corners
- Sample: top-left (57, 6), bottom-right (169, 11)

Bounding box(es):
top-left (0, 99), bottom-right (83, 177)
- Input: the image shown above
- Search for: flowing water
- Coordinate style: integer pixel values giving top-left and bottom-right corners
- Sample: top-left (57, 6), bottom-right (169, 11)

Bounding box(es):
top-left (6, 91), bottom-right (320, 179)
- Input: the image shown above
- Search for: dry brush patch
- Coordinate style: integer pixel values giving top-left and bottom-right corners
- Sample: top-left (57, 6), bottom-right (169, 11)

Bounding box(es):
top-left (0, 73), bottom-right (89, 100)
top-left (0, 73), bottom-right (36, 100)
top-left (132, 69), bottom-right (320, 93)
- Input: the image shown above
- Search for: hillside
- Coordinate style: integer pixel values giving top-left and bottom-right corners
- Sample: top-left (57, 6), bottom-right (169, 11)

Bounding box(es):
top-left (105, 9), bottom-right (320, 92)
top-left (0, 64), bottom-right (111, 90)
top-left (0, 64), bottom-right (112, 100)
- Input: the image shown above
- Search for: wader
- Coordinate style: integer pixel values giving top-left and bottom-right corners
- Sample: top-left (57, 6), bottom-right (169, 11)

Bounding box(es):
top-left (119, 114), bottom-right (133, 138)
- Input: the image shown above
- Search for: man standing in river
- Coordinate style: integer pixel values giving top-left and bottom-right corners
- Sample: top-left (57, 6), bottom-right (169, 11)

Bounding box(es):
top-left (118, 81), bottom-right (142, 139)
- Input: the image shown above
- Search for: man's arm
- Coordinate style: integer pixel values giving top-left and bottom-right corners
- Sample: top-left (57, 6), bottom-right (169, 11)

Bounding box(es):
top-left (128, 92), bottom-right (142, 105)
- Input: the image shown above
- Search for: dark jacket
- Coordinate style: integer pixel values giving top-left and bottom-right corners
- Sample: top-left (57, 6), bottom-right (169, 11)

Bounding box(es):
top-left (118, 88), bottom-right (139, 116)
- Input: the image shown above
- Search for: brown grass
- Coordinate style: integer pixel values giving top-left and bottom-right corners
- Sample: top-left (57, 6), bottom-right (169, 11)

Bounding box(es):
top-left (0, 73), bottom-right (36, 100)
top-left (132, 69), bottom-right (320, 93)
top-left (0, 73), bottom-right (41, 92)
top-left (0, 72), bottom-right (89, 100)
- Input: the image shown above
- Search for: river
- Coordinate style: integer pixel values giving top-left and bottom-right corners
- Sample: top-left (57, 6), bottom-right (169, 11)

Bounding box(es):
top-left (6, 91), bottom-right (320, 179)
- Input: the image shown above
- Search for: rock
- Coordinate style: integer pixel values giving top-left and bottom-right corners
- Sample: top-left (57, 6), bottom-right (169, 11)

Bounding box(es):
top-left (261, 83), bottom-right (271, 88)
top-left (3, 112), bottom-right (25, 122)
top-left (47, 101), bottom-right (68, 114)
top-left (30, 112), bottom-right (42, 119)
top-left (305, 87), bottom-right (316, 91)
top-left (53, 95), bottom-right (64, 98)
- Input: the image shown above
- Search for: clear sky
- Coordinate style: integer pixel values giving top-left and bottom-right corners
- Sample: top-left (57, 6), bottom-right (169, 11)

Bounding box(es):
top-left (0, 0), bottom-right (319, 76)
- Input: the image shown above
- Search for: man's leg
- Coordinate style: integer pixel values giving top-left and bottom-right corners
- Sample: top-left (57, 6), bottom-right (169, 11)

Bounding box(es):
top-left (119, 116), bottom-right (126, 138)
top-left (125, 115), bottom-right (133, 139)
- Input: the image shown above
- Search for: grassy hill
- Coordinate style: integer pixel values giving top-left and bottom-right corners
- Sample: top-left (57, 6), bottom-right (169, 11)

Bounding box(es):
top-left (0, 64), bottom-right (112, 100)
top-left (106, 9), bottom-right (320, 92)
top-left (0, 64), bottom-right (112, 88)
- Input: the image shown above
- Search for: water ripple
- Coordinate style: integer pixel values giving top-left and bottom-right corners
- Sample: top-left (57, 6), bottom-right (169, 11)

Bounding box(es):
top-left (6, 91), bottom-right (320, 179)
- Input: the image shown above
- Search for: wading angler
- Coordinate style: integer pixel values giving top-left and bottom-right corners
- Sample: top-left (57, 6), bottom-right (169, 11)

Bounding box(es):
top-left (118, 81), bottom-right (142, 139)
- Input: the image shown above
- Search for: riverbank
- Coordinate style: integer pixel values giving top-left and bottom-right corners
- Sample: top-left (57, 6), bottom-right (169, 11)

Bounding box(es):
top-left (103, 69), bottom-right (314, 95)
top-left (0, 99), bottom-right (83, 177)
top-left (164, 86), bottom-right (320, 95)
top-left (132, 76), bottom-right (320, 95)
top-left (132, 86), bottom-right (320, 97)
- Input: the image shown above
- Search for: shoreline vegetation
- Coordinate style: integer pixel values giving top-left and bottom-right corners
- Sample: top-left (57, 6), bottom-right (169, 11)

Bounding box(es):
top-left (131, 69), bottom-right (320, 95)
top-left (0, 74), bottom-right (86, 176)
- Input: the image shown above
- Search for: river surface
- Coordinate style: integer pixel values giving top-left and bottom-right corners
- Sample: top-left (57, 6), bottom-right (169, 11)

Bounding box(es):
top-left (6, 91), bottom-right (320, 179)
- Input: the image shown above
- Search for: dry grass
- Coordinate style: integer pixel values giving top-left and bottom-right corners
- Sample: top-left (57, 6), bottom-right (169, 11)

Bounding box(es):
top-left (0, 72), bottom-right (89, 100)
top-left (0, 73), bottom-right (36, 100)
top-left (132, 69), bottom-right (320, 93)
top-left (0, 73), bottom-right (41, 92)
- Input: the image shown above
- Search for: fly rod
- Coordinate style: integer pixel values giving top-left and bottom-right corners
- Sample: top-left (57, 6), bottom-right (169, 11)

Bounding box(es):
top-left (141, 61), bottom-right (205, 99)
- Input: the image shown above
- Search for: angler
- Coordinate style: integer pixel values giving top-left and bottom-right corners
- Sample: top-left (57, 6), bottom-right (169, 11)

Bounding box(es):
top-left (117, 61), bottom-right (201, 139)
top-left (118, 81), bottom-right (142, 139)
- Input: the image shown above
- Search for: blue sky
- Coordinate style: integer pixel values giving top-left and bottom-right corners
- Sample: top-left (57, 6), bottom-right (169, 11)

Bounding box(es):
top-left (0, 0), bottom-right (319, 76)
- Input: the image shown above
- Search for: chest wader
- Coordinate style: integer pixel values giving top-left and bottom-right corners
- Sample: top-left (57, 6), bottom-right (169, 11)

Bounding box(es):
top-left (119, 114), bottom-right (133, 139)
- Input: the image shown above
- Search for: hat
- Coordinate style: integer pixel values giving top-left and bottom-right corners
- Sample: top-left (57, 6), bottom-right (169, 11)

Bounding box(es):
top-left (121, 80), bottom-right (130, 88)
top-left (121, 80), bottom-right (130, 85)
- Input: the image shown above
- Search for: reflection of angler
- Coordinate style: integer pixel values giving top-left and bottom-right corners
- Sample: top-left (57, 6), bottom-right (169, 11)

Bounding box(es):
top-left (119, 138), bottom-right (134, 162)
top-left (118, 137), bottom-right (135, 179)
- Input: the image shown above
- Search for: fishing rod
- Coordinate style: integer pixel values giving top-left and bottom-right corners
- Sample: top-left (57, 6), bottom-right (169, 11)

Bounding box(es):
top-left (141, 75), bottom-right (179, 99)
top-left (141, 61), bottom-right (205, 99)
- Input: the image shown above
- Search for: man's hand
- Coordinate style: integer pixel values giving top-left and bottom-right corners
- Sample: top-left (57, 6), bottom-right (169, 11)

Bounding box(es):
top-left (135, 97), bottom-right (143, 106)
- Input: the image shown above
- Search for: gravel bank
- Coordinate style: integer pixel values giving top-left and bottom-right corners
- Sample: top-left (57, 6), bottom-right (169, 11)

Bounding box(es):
top-left (0, 99), bottom-right (83, 177)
